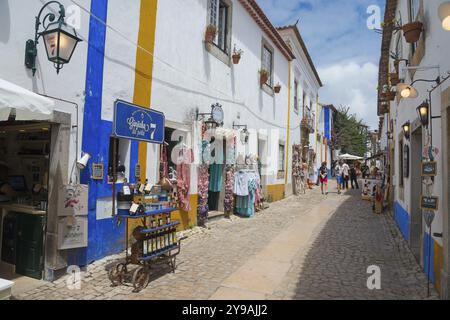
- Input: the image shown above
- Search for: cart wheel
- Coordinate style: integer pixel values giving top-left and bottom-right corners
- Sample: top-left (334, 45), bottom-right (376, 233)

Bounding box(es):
top-left (132, 267), bottom-right (150, 293)
top-left (108, 263), bottom-right (127, 286)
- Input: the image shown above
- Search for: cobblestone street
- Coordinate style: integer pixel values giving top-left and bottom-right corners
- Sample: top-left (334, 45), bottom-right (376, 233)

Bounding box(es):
top-left (15, 184), bottom-right (437, 300)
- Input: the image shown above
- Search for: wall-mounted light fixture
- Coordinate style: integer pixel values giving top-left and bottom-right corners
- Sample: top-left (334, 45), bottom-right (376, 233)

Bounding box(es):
top-left (402, 121), bottom-right (411, 140)
top-left (396, 77), bottom-right (440, 99)
top-left (416, 101), bottom-right (429, 127)
top-left (25, 1), bottom-right (82, 76)
top-left (233, 122), bottom-right (249, 144)
top-left (77, 152), bottom-right (91, 170)
top-left (439, 2), bottom-right (450, 31)
top-left (196, 103), bottom-right (224, 132)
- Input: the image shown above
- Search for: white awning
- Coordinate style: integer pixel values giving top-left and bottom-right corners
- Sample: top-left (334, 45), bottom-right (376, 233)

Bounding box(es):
top-left (338, 153), bottom-right (364, 160)
top-left (0, 78), bottom-right (55, 121)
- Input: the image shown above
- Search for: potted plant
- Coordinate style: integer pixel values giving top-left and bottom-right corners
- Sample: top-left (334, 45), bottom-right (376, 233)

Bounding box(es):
top-left (274, 83), bottom-right (282, 93)
top-left (390, 72), bottom-right (400, 86)
top-left (386, 91), bottom-right (396, 101)
top-left (402, 21), bottom-right (423, 43)
top-left (205, 24), bottom-right (218, 43)
top-left (232, 46), bottom-right (244, 64)
top-left (259, 69), bottom-right (269, 86)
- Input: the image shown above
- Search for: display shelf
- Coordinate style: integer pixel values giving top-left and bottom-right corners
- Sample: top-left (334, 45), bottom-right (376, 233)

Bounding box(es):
top-left (140, 221), bottom-right (180, 234)
top-left (139, 244), bottom-right (180, 262)
top-left (116, 207), bottom-right (178, 219)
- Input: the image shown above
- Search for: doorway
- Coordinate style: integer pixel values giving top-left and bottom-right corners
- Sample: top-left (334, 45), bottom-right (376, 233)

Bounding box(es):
top-left (0, 122), bottom-right (51, 281)
top-left (410, 127), bottom-right (423, 262)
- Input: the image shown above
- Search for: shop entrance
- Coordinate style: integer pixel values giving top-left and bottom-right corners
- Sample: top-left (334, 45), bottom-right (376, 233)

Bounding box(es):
top-left (0, 121), bottom-right (51, 281)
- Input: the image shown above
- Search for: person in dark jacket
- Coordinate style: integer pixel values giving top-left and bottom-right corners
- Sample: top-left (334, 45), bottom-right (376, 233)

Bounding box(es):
top-left (350, 164), bottom-right (359, 189)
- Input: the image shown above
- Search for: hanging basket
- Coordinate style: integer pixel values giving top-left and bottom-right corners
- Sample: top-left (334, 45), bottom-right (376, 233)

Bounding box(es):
top-left (390, 72), bottom-right (400, 86)
top-left (232, 54), bottom-right (241, 64)
top-left (386, 91), bottom-right (396, 101)
top-left (402, 21), bottom-right (423, 43)
top-left (274, 84), bottom-right (282, 94)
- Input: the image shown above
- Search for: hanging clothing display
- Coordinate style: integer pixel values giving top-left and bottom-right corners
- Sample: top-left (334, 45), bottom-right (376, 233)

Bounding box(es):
top-left (234, 170), bottom-right (259, 217)
top-left (234, 170), bottom-right (250, 197)
top-left (224, 165), bottom-right (235, 213)
top-left (209, 163), bottom-right (223, 192)
top-left (198, 164), bottom-right (210, 225)
top-left (176, 146), bottom-right (193, 212)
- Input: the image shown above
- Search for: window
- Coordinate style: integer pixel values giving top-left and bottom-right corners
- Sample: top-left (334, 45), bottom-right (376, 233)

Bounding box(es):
top-left (278, 144), bottom-right (285, 172)
top-left (399, 141), bottom-right (404, 186)
top-left (294, 80), bottom-right (299, 114)
top-left (209, 0), bottom-right (230, 53)
top-left (108, 137), bottom-right (130, 183)
top-left (262, 44), bottom-right (274, 87)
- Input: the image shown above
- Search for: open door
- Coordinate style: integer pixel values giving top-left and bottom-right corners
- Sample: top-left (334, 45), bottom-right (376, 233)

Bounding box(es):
top-left (15, 213), bottom-right (45, 280)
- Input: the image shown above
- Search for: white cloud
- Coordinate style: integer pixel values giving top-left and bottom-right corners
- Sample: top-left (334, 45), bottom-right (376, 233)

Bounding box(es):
top-left (318, 62), bottom-right (379, 128)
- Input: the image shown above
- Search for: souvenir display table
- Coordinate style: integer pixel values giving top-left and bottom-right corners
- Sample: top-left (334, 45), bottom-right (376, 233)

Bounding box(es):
top-left (108, 207), bottom-right (185, 292)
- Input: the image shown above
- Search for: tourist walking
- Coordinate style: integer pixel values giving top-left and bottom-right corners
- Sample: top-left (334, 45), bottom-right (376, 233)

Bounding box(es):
top-left (350, 164), bottom-right (359, 189)
top-left (319, 162), bottom-right (328, 195)
top-left (335, 161), bottom-right (343, 195)
top-left (342, 161), bottom-right (350, 190)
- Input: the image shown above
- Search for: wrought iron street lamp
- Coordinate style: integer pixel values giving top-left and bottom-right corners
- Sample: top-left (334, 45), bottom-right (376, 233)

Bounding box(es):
top-left (402, 121), bottom-right (411, 140)
top-left (396, 77), bottom-right (440, 99)
top-left (233, 122), bottom-right (249, 144)
top-left (439, 2), bottom-right (450, 31)
top-left (416, 101), bottom-right (429, 127)
top-left (25, 1), bottom-right (82, 76)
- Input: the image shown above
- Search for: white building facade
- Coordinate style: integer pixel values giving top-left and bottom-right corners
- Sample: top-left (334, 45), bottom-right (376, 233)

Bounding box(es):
top-left (378, 0), bottom-right (450, 298)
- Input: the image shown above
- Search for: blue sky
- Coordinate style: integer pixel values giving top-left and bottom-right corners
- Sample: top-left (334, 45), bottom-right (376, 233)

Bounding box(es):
top-left (257, 0), bottom-right (385, 129)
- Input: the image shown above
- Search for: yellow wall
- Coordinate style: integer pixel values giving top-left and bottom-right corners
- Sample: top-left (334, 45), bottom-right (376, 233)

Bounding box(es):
top-left (128, 0), bottom-right (158, 237)
top-left (267, 184), bottom-right (286, 202)
top-left (434, 242), bottom-right (443, 294)
top-left (172, 194), bottom-right (198, 231)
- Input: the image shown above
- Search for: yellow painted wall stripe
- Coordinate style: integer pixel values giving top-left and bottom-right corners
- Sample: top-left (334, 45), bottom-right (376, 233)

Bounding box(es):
top-left (285, 61), bottom-right (292, 185)
top-left (134, 0), bottom-right (158, 182)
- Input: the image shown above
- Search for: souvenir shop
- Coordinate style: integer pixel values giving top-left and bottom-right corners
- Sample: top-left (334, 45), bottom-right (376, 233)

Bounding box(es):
top-left (195, 105), bottom-right (264, 224)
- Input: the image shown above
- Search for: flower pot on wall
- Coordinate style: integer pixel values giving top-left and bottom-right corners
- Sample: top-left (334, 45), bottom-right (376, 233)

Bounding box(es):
top-left (232, 54), bottom-right (241, 64)
top-left (402, 21), bottom-right (423, 43)
top-left (386, 91), bottom-right (396, 101)
top-left (274, 84), bottom-right (281, 94)
top-left (390, 72), bottom-right (400, 86)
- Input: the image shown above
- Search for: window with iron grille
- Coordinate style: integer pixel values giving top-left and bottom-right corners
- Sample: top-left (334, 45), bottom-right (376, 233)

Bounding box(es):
top-left (294, 80), bottom-right (299, 114)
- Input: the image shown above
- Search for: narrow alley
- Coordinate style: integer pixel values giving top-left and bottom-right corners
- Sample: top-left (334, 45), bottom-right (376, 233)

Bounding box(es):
top-left (15, 186), bottom-right (437, 301)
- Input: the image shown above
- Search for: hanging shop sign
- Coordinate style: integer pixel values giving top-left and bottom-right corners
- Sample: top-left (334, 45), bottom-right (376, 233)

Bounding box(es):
top-left (420, 196), bottom-right (439, 211)
top-left (57, 216), bottom-right (88, 250)
top-left (421, 161), bottom-right (437, 177)
top-left (113, 100), bottom-right (165, 144)
top-left (57, 184), bottom-right (89, 217)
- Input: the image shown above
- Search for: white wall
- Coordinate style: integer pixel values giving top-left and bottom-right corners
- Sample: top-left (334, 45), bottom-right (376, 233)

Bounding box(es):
top-left (389, 0), bottom-right (450, 248)
top-left (0, 0), bottom-right (92, 183)
top-left (151, 0), bottom-right (292, 187)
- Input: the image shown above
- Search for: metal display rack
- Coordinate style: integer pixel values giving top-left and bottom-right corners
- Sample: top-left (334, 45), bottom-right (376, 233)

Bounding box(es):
top-left (108, 207), bottom-right (185, 292)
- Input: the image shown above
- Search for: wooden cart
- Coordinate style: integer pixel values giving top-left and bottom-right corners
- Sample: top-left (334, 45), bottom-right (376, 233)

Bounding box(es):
top-left (108, 207), bottom-right (184, 292)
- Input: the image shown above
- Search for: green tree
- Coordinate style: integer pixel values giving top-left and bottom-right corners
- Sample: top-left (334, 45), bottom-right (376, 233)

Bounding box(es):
top-left (332, 106), bottom-right (368, 157)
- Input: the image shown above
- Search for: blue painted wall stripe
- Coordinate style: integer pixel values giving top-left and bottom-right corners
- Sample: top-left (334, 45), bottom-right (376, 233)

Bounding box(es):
top-left (394, 201), bottom-right (410, 241)
top-left (424, 232), bottom-right (435, 283)
top-left (67, 0), bottom-right (127, 266)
